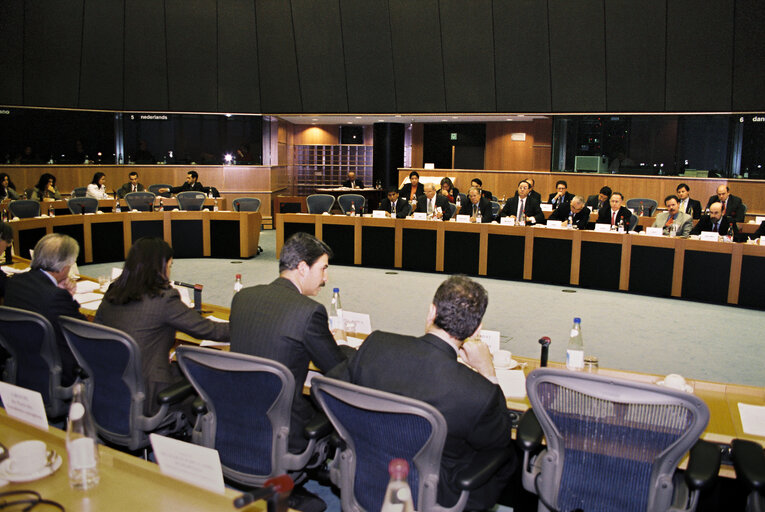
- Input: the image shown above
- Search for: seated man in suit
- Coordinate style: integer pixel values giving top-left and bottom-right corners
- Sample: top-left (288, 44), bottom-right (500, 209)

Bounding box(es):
top-left (690, 201), bottom-right (738, 237)
top-left (378, 187), bottom-right (409, 218)
top-left (548, 179), bottom-right (575, 208)
top-left (460, 187), bottom-right (493, 223)
top-left (117, 171), bottom-right (145, 198)
top-left (159, 170), bottom-right (206, 195)
top-left (499, 179), bottom-right (545, 225)
top-left (751, 220), bottom-right (765, 239)
top-left (548, 195), bottom-right (590, 229)
top-left (585, 186), bottom-right (612, 211)
top-left (652, 195), bottom-right (693, 237)
top-left (4, 233), bottom-right (85, 385)
top-left (676, 183), bottom-right (702, 219)
top-left (328, 276), bottom-right (516, 511)
top-left (596, 191), bottom-right (633, 231)
top-left (706, 185), bottom-right (745, 223)
top-left (524, 177), bottom-right (542, 203)
top-left (341, 170), bottom-right (364, 189)
top-left (399, 170), bottom-right (424, 204)
top-left (416, 182), bottom-right (452, 220)
top-left (471, 177), bottom-right (493, 201)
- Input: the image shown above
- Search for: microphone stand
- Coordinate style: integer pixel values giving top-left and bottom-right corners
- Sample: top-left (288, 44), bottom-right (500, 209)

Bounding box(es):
top-left (538, 336), bottom-right (551, 367)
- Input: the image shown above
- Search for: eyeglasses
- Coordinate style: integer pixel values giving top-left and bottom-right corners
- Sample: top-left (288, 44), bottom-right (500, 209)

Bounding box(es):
top-left (0, 490), bottom-right (64, 511)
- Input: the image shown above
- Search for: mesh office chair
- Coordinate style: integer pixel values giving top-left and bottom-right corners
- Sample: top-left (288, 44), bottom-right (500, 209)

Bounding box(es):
top-left (232, 197), bottom-right (261, 212)
top-left (491, 201), bottom-right (500, 220)
top-left (446, 202), bottom-right (456, 219)
top-left (306, 194), bottom-right (335, 214)
top-left (731, 439), bottom-right (765, 512)
top-left (337, 194), bottom-right (365, 214)
top-left (176, 346), bottom-right (329, 487)
top-left (8, 200), bottom-right (41, 218)
top-left (457, 193), bottom-right (468, 207)
top-left (71, 187), bottom-right (87, 198)
top-left (517, 368), bottom-right (720, 512)
top-left (626, 198), bottom-right (658, 216)
top-left (176, 191), bottom-right (206, 211)
top-left (0, 306), bottom-right (74, 419)
top-left (629, 214), bottom-right (639, 232)
top-left (59, 316), bottom-right (191, 452)
top-left (124, 191), bottom-right (155, 212)
top-left (67, 197), bottom-right (98, 214)
top-left (148, 184), bottom-right (172, 198)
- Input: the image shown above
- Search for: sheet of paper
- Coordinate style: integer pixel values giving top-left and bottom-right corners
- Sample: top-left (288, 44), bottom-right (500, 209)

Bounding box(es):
top-left (645, 227), bottom-right (663, 237)
top-left (205, 315), bottom-right (228, 323)
top-left (76, 280), bottom-right (100, 293)
top-left (755, 216), bottom-right (765, 224)
top-left (479, 330), bottom-right (500, 353)
top-left (594, 223), bottom-right (611, 232)
top-left (342, 310), bottom-right (371, 347)
top-left (173, 284), bottom-right (192, 307)
top-left (80, 299), bottom-right (101, 311)
top-left (500, 216), bottom-right (514, 225)
top-left (74, 292), bottom-right (103, 304)
top-left (111, 267), bottom-right (123, 280)
top-left (738, 403), bottom-right (765, 437)
top-left (150, 434), bottom-right (225, 494)
top-left (496, 370), bottom-right (526, 399)
top-left (0, 382), bottom-right (49, 431)
top-left (1, 266), bottom-right (30, 275)
top-left (199, 340), bottom-right (231, 348)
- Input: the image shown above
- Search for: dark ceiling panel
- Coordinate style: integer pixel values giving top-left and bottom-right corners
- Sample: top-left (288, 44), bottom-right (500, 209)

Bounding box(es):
top-left (217, 0), bottom-right (260, 113)
top-left (79, 0), bottom-right (124, 110)
top-left (23, 0), bottom-right (83, 108)
top-left (732, 0), bottom-right (765, 111)
top-left (256, 0), bottom-right (302, 113)
top-left (548, 0), bottom-right (607, 112)
top-left (388, 0), bottom-right (446, 112)
top-left (493, 0), bottom-right (551, 112)
top-left (165, 0), bottom-right (217, 112)
top-left (666, 0), bottom-right (734, 111)
top-left (339, 0), bottom-right (396, 113)
top-left (0, 0), bottom-right (24, 106)
top-left (124, 0), bottom-right (168, 111)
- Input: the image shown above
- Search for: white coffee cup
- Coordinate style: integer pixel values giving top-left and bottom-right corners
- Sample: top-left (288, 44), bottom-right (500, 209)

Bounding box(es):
top-left (663, 373), bottom-right (687, 391)
top-left (494, 349), bottom-right (513, 368)
top-left (8, 440), bottom-right (47, 475)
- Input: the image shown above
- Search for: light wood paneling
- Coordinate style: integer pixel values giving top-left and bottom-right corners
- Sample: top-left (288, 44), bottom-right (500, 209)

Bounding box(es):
top-left (292, 125), bottom-right (339, 145)
top-left (410, 123), bottom-right (424, 168)
top-left (484, 118), bottom-right (552, 171)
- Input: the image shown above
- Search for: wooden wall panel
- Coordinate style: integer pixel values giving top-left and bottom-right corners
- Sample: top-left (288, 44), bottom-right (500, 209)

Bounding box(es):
top-left (484, 119), bottom-right (552, 171)
top-left (256, 0), bottom-right (302, 113)
top-left (292, 125), bottom-right (339, 145)
top-left (80, 0), bottom-right (124, 110)
top-left (0, 0), bottom-right (24, 105)
top-left (732, 0), bottom-right (765, 111)
top-left (124, 0), bottom-right (168, 111)
top-left (410, 124), bottom-right (424, 169)
top-left (217, 0), bottom-right (260, 113)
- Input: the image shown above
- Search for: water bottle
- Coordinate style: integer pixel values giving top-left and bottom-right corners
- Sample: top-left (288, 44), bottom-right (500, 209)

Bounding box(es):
top-left (669, 222), bottom-right (677, 237)
top-left (66, 382), bottom-right (100, 490)
top-left (519, 212), bottom-right (526, 226)
top-left (568, 211), bottom-right (574, 229)
top-left (233, 274), bottom-right (243, 294)
top-left (49, 204), bottom-right (55, 218)
top-left (617, 218), bottom-right (625, 233)
top-left (213, 198), bottom-right (219, 212)
top-left (381, 459), bottom-right (415, 512)
top-left (158, 198), bottom-right (164, 212)
top-left (350, 201), bottom-right (356, 217)
top-left (726, 223), bottom-right (734, 242)
top-left (115, 199), bottom-right (121, 213)
top-left (208, 189), bottom-right (213, 199)
top-left (566, 318), bottom-right (584, 371)
top-left (638, 201), bottom-right (644, 216)
top-left (455, 195), bottom-right (461, 212)
top-left (329, 288), bottom-right (346, 341)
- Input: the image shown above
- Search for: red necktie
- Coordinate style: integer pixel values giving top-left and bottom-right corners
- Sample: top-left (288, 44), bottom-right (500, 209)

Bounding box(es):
top-left (665, 214), bottom-right (674, 227)
top-left (721, 201), bottom-right (726, 215)
top-left (611, 211), bottom-right (616, 225)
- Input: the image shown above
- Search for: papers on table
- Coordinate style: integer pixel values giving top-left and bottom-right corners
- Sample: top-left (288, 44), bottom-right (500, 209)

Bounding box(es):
top-left (546, 220), bottom-right (563, 229)
top-left (413, 212), bottom-right (427, 220)
top-left (738, 403), bottom-right (765, 437)
top-left (111, 267), bottom-right (123, 280)
top-left (372, 210), bottom-right (387, 218)
top-left (199, 340), bottom-right (230, 348)
top-left (74, 292), bottom-right (102, 305)
top-left (456, 214), bottom-right (471, 223)
top-left (479, 330), bottom-right (500, 354)
top-left (76, 280), bottom-right (100, 293)
top-left (0, 382), bottom-right (48, 431)
top-left (150, 434), bottom-right (225, 494)
top-left (496, 369), bottom-right (526, 399)
top-left (173, 284), bottom-right (192, 307)
top-left (1, 266), bottom-right (29, 276)
top-left (338, 310), bottom-right (371, 348)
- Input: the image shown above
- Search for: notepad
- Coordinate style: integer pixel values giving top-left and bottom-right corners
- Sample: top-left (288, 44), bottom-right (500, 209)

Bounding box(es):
top-left (738, 403), bottom-right (765, 437)
top-left (496, 369), bottom-right (526, 399)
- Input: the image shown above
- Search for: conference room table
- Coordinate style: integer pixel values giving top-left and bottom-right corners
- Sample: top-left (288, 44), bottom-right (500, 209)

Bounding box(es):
top-left (2, 196), bottom-right (227, 216)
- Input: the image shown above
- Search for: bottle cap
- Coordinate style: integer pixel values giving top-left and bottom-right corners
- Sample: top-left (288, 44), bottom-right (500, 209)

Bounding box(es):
top-left (574, 317), bottom-right (581, 323)
top-left (388, 458), bottom-right (409, 479)
top-left (333, 288), bottom-right (339, 293)
top-left (235, 274), bottom-right (241, 279)
top-left (70, 402), bottom-right (85, 421)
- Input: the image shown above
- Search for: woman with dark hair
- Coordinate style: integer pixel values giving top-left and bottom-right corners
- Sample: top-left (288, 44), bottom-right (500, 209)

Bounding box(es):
top-left (30, 173), bottom-right (61, 201)
top-left (86, 171), bottom-right (110, 199)
top-left (0, 173), bottom-right (20, 201)
top-left (95, 237), bottom-right (229, 414)
top-left (398, 170), bottom-right (424, 204)
top-left (439, 177), bottom-right (459, 203)
top-left (0, 222), bottom-right (13, 300)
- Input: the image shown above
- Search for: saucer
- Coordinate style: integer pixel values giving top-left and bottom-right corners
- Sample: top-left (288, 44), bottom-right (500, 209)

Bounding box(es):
top-left (656, 380), bottom-right (694, 393)
top-left (494, 359), bottom-right (519, 370)
top-left (0, 451), bottom-right (62, 483)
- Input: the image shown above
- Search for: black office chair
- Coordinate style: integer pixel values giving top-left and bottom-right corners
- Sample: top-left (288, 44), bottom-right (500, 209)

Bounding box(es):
top-left (71, 187), bottom-right (87, 198)
top-left (627, 198), bottom-right (658, 216)
top-left (124, 191), bottom-right (156, 212)
top-left (176, 191), bottom-right (206, 211)
top-left (67, 197), bottom-right (98, 214)
top-left (8, 200), bottom-right (41, 219)
top-left (232, 197), bottom-right (261, 212)
top-left (176, 346), bottom-right (329, 487)
top-left (59, 316), bottom-right (192, 452)
top-left (306, 194), bottom-right (335, 214)
top-left (490, 201), bottom-right (500, 220)
top-left (731, 439), bottom-right (765, 512)
top-left (337, 194), bottom-right (365, 214)
top-left (629, 214), bottom-right (639, 232)
top-left (446, 202), bottom-right (457, 219)
top-left (0, 306), bottom-right (74, 419)
top-left (148, 184), bottom-right (172, 198)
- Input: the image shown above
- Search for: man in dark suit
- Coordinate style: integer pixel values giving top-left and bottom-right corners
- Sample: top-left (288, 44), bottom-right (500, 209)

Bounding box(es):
top-left (328, 276), bottom-right (516, 510)
top-left (585, 186), bottom-right (612, 211)
top-left (596, 191), bottom-right (633, 231)
top-left (676, 183), bottom-right (702, 219)
top-left (499, 179), bottom-right (545, 224)
top-left (460, 187), bottom-right (493, 223)
top-left (524, 177), bottom-right (542, 203)
top-left (416, 182), bottom-right (452, 220)
top-left (378, 187), bottom-right (409, 218)
top-left (4, 233), bottom-right (85, 385)
top-left (116, 171), bottom-right (145, 198)
top-left (0, 222), bottom-right (13, 300)
top-left (706, 185), bottom-right (745, 223)
top-left (548, 179), bottom-right (575, 208)
top-left (399, 170), bottom-right (424, 203)
top-left (471, 178), bottom-right (493, 201)
top-left (341, 170), bottom-right (364, 189)
top-left (752, 220), bottom-right (765, 239)
top-left (229, 232), bottom-right (351, 452)
top-left (690, 201), bottom-right (738, 237)
top-left (548, 195), bottom-right (591, 229)
top-left (160, 170), bottom-right (206, 195)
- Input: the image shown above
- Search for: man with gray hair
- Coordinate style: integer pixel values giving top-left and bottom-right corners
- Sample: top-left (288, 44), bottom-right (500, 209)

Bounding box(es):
top-left (5, 233), bottom-right (85, 385)
top-left (548, 194), bottom-right (591, 230)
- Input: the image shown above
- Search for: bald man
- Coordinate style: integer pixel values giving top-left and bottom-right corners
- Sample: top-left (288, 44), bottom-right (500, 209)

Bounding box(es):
top-left (705, 185), bottom-right (745, 223)
top-left (690, 201), bottom-right (738, 237)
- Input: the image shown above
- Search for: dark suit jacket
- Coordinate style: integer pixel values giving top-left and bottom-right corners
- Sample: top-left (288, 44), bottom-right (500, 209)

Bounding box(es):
top-left (459, 197), bottom-right (493, 223)
top-left (379, 197), bottom-right (409, 218)
top-left (549, 203), bottom-right (591, 230)
top-left (342, 178), bottom-right (364, 189)
top-left (399, 182), bottom-right (424, 201)
top-left (597, 206), bottom-right (634, 231)
top-left (230, 277), bottom-right (349, 450)
top-left (4, 269), bottom-right (86, 385)
top-left (681, 198), bottom-right (702, 219)
top-left (480, 189), bottom-right (493, 201)
top-left (585, 194), bottom-right (607, 211)
top-left (328, 332), bottom-right (515, 509)
top-left (116, 182), bottom-right (145, 199)
top-left (0, 271), bottom-right (5, 300)
top-left (753, 220), bottom-right (765, 239)
top-left (547, 191), bottom-right (575, 208)
top-left (169, 181), bottom-right (205, 194)
top-left (690, 215), bottom-right (738, 236)
top-left (499, 195), bottom-right (545, 224)
top-left (706, 194), bottom-right (745, 222)
top-left (415, 194), bottom-right (453, 220)
top-left (95, 288), bottom-right (229, 415)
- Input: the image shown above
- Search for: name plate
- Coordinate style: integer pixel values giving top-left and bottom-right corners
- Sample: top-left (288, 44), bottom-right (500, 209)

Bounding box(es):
top-left (412, 212), bottom-right (427, 220)
top-left (645, 227), bottom-right (663, 237)
top-left (150, 434), bottom-right (225, 494)
top-left (546, 220), bottom-right (563, 229)
top-left (699, 231), bottom-right (719, 242)
top-left (456, 214), bottom-right (471, 223)
top-left (372, 210), bottom-right (387, 218)
top-left (0, 382), bottom-right (48, 431)
top-left (540, 204), bottom-right (553, 212)
top-left (594, 223), bottom-right (612, 232)
top-left (500, 216), bottom-right (515, 225)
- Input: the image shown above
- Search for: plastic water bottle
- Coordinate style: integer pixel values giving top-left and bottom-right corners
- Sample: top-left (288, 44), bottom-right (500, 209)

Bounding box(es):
top-left (669, 222), bottom-right (678, 237)
top-left (329, 288), bottom-right (345, 341)
top-left (213, 198), bottom-right (219, 212)
top-left (617, 218), bottom-right (625, 233)
top-left (49, 204), bottom-right (55, 217)
top-left (233, 274), bottom-right (243, 294)
top-left (566, 318), bottom-right (585, 371)
top-left (381, 459), bottom-right (414, 512)
top-left (350, 201), bottom-right (356, 217)
top-left (519, 212), bottom-right (526, 226)
top-left (568, 210), bottom-right (574, 229)
top-left (638, 201), bottom-right (644, 216)
top-left (455, 195), bottom-right (461, 212)
top-left (158, 198), bottom-right (164, 212)
top-left (726, 223), bottom-right (734, 242)
top-left (66, 382), bottom-right (99, 490)
top-left (115, 199), bottom-right (121, 213)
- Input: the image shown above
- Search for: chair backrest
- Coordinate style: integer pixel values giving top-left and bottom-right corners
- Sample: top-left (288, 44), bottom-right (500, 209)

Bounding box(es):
top-left (124, 191), bottom-right (155, 212)
top-left (148, 184), bottom-right (172, 198)
top-left (71, 187), bottom-right (88, 198)
top-left (176, 346), bottom-right (308, 487)
top-left (629, 214), bottom-right (639, 231)
top-left (312, 375), bottom-right (448, 512)
top-left (0, 306), bottom-right (69, 418)
top-left (446, 202), bottom-right (456, 219)
top-left (306, 194), bottom-right (336, 214)
top-left (457, 193), bottom-right (467, 206)
top-left (626, 198), bottom-right (658, 216)
top-left (67, 197), bottom-right (99, 214)
top-left (176, 191), bottom-right (206, 211)
top-left (337, 194), bottom-right (365, 214)
top-left (491, 200), bottom-right (500, 217)
top-left (8, 200), bottom-right (41, 218)
top-left (526, 368), bottom-right (709, 512)
top-left (232, 197), bottom-right (261, 212)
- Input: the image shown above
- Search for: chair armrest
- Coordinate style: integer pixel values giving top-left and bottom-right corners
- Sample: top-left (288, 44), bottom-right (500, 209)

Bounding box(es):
top-left (454, 446), bottom-right (515, 491)
top-left (329, 433), bottom-right (346, 451)
top-left (157, 381), bottom-right (195, 405)
top-left (684, 440), bottom-right (721, 491)
top-left (304, 413), bottom-right (333, 440)
top-left (516, 409), bottom-right (544, 452)
top-left (192, 396), bottom-right (207, 415)
top-left (731, 439), bottom-right (765, 493)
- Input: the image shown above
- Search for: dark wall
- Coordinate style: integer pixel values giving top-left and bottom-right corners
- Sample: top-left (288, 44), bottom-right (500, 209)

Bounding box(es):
top-left (1, 0), bottom-right (764, 114)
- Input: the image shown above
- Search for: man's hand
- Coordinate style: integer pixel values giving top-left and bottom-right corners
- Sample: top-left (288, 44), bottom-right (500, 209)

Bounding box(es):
top-left (58, 277), bottom-right (77, 297)
top-left (459, 339), bottom-right (496, 379)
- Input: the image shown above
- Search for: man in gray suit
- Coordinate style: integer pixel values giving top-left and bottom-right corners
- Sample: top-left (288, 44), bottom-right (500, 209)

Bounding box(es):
top-left (652, 195), bottom-right (693, 237)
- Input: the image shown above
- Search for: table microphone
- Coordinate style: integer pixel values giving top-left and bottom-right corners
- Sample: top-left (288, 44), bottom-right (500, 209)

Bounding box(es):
top-left (234, 474), bottom-right (293, 510)
top-left (173, 281), bottom-right (203, 311)
top-left (538, 336), bottom-right (551, 367)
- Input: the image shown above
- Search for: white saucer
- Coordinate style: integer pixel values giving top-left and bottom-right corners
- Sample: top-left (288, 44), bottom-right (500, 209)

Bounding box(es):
top-left (656, 381), bottom-right (694, 393)
top-left (494, 359), bottom-right (519, 370)
top-left (0, 452), bottom-right (62, 483)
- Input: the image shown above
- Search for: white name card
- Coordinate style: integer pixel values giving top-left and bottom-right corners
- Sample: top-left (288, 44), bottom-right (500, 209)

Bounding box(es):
top-left (479, 330), bottom-right (501, 354)
top-left (500, 216), bottom-right (515, 225)
top-left (339, 310), bottom-right (372, 348)
top-left (456, 214), bottom-right (471, 223)
top-left (150, 434), bottom-right (225, 494)
top-left (546, 220), bottom-right (563, 229)
top-left (645, 227), bottom-right (663, 237)
top-left (540, 204), bottom-right (553, 212)
top-left (756, 216), bottom-right (765, 224)
top-left (594, 223), bottom-right (611, 232)
top-left (699, 231), bottom-right (719, 242)
top-left (413, 212), bottom-right (427, 220)
top-left (372, 210), bottom-right (387, 218)
top-left (0, 382), bottom-right (48, 431)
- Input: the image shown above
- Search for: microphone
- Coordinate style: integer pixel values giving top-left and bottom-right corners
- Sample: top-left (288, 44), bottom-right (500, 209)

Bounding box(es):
top-left (538, 336), bottom-right (551, 367)
top-left (234, 474), bottom-right (293, 509)
top-left (173, 281), bottom-right (203, 311)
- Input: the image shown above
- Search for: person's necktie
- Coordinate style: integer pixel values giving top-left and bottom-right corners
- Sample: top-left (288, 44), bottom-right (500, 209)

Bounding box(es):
top-left (391, 201), bottom-right (395, 215)
top-left (428, 199), bottom-right (434, 214)
top-left (473, 204), bottom-right (478, 217)
top-left (132, 185), bottom-right (136, 192)
top-left (518, 199), bottom-right (524, 218)
top-left (665, 214), bottom-right (674, 227)
top-left (722, 201), bottom-right (726, 216)
top-left (612, 211), bottom-right (616, 225)
top-left (713, 221), bottom-right (719, 232)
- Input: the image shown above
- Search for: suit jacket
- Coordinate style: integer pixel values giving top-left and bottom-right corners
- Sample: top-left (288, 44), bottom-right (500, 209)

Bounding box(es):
top-left (0, 186), bottom-right (20, 200)
top-left (230, 277), bottom-right (349, 450)
top-left (399, 182), bottom-right (424, 202)
top-left (341, 178), bottom-right (364, 189)
top-left (415, 194), bottom-right (453, 220)
top-left (4, 269), bottom-right (86, 385)
top-left (585, 194), bottom-right (607, 211)
top-left (499, 195), bottom-right (545, 224)
top-left (327, 332), bottom-right (515, 509)
top-left (169, 181), bottom-right (205, 194)
top-left (690, 215), bottom-right (738, 236)
top-left (547, 191), bottom-right (575, 208)
top-left (459, 197), bottom-right (494, 223)
top-left (752, 220), bottom-right (765, 239)
top-left (95, 287), bottom-right (229, 415)
top-left (706, 194), bottom-right (745, 222)
top-left (513, 189), bottom-right (542, 203)
top-left (378, 197), bottom-right (409, 218)
top-left (117, 182), bottom-right (145, 198)
top-left (480, 189), bottom-right (494, 201)
top-left (679, 198), bottom-right (702, 219)
top-left (597, 206), bottom-right (634, 231)
top-left (549, 203), bottom-right (591, 230)
top-left (652, 211), bottom-right (693, 237)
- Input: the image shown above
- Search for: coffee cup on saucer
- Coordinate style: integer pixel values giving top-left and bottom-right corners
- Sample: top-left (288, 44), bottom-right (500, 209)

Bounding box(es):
top-left (8, 440), bottom-right (47, 475)
top-left (493, 350), bottom-right (513, 368)
top-left (658, 373), bottom-right (693, 393)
